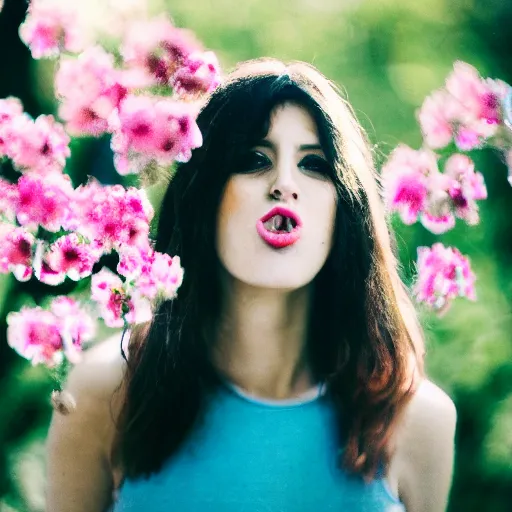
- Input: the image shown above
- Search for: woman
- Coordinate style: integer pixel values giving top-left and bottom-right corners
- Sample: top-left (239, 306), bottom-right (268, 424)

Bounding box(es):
top-left (46, 58), bottom-right (456, 512)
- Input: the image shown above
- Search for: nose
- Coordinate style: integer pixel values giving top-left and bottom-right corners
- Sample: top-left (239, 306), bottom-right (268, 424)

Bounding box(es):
top-left (268, 159), bottom-right (300, 202)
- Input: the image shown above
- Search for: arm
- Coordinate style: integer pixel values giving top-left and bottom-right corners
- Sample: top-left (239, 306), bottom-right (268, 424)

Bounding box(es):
top-left (45, 336), bottom-right (126, 512)
top-left (394, 379), bottom-right (457, 512)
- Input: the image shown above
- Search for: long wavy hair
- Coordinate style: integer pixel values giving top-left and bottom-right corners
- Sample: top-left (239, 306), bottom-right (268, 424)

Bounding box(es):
top-left (113, 58), bottom-right (425, 482)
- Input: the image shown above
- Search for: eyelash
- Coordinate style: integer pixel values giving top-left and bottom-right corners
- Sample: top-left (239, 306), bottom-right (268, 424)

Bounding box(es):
top-left (238, 151), bottom-right (331, 176)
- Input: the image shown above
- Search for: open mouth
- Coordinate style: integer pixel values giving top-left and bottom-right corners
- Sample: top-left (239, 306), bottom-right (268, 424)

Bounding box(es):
top-left (262, 214), bottom-right (297, 233)
top-left (256, 206), bottom-right (302, 249)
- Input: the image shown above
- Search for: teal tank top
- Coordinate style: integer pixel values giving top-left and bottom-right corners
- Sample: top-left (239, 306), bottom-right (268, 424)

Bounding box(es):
top-left (112, 380), bottom-right (405, 511)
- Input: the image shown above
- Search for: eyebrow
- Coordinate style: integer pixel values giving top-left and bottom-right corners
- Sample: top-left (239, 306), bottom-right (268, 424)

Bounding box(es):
top-left (256, 140), bottom-right (323, 152)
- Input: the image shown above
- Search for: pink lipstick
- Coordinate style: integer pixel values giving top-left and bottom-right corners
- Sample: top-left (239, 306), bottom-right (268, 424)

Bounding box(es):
top-left (256, 206), bottom-right (303, 249)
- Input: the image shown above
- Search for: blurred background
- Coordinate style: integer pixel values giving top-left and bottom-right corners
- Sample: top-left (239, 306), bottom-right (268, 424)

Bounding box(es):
top-left (0, 0), bottom-right (511, 510)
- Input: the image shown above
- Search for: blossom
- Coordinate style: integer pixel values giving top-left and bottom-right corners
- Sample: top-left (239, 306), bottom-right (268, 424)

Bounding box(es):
top-left (19, 0), bottom-right (84, 59)
top-left (414, 243), bottom-right (476, 313)
top-left (0, 97), bottom-right (24, 157)
top-left (91, 267), bottom-right (151, 327)
top-left (7, 306), bottom-right (64, 366)
top-left (137, 252), bottom-right (183, 300)
top-left (445, 61), bottom-right (506, 150)
top-left (447, 62), bottom-right (502, 126)
top-left (444, 153), bottom-right (487, 225)
top-left (33, 234), bottom-right (103, 286)
top-left (172, 51), bottom-right (222, 96)
top-left (15, 173), bottom-right (76, 232)
top-left (6, 298), bottom-right (95, 366)
top-left (110, 95), bottom-right (202, 174)
top-left (6, 114), bottom-right (70, 173)
top-left (419, 62), bottom-right (511, 152)
top-left (0, 178), bottom-right (18, 223)
top-left (418, 90), bottom-right (456, 149)
top-left (117, 245), bottom-right (184, 301)
top-left (121, 16), bottom-right (202, 85)
top-left (381, 145), bottom-right (436, 224)
top-left (55, 46), bottom-right (127, 136)
top-left (0, 224), bottom-right (35, 282)
top-left (50, 296), bottom-right (96, 363)
top-left (73, 181), bottom-right (153, 251)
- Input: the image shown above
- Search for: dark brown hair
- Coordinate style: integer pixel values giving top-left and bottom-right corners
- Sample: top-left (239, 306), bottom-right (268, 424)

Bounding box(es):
top-left (114, 58), bottom-right (425, 482)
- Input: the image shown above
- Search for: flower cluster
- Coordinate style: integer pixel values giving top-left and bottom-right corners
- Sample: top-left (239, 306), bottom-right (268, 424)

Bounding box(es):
top-left (414, 243), bottom-right (476, 313)
top-left (418, 61), bottom-right (510, 151)
top-left (0, 102), bottom-right (185, 364)
top-left (0, 99), bottom-right (70, 174)
top-left (50, 15), bottom-right (220, 175)
top-left (91, 246), bottom-right (183, 328)
top-left (382, 61), bottom-right (512, 312)
top-left (19, 0), bottom-right (85, 59)
top-left (7, 297), bottom-right (96, 366)
top-left (382, 146), bottom-right (487, 234)
top-left (0, 3), bottom-right (220, 368)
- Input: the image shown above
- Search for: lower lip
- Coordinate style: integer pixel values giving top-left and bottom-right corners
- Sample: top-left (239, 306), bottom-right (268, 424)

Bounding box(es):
top-left (256, 221), bottom-right (301, 249)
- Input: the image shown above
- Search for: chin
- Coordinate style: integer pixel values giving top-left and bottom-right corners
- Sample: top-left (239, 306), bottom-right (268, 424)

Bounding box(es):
top-left (221, 256), bottom-right (326, 291)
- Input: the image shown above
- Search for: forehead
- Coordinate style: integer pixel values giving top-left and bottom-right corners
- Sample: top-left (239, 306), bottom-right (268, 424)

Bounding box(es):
top-left (264, 103), bottom-right (320, 144)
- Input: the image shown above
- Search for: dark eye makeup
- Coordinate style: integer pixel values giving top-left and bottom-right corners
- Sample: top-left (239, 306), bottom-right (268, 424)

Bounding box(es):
top-left (237, 151), bottom-right (272, 173)
top-left (298, 154), bottom-right (332, 176)
top-left (235, 150), bottom-right (332, 176)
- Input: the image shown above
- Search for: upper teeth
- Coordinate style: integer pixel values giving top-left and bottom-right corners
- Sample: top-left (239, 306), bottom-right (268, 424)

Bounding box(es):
top-left (263, 214), bottom-right (294, 233)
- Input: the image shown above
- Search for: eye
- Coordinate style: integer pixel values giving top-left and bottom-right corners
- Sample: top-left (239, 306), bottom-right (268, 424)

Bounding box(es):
top-left (298, 154), bottom-right (332, 176)
top-left (236, 150), bottom-right (272, 174)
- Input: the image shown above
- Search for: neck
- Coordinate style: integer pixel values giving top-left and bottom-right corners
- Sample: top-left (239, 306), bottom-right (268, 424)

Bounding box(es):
top-left (213, 274), bottom-right (315, 400)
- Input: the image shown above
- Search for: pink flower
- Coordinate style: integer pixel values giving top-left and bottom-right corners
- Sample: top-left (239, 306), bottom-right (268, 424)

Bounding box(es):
top-left (0, 224), bottom-right (35, 282)
top-left (33, 234), bottom-right (103, 285)
top-left (444, 153), bottom-right (487, 225)
top-left (121, 16), bottom-right (202, 85)
top-left (111, 95), bottom-right (202, 174)
top-left (137, 252), bottom-right (183, 300)
top-left (117, 245), bottom-right (184, 301)
top-left (414, 243), bottom-right (476, 313)
top-left (445, 61), bottom-right (504, 148)
top-left (0, 97), bottom-right (24, 157)
top-left (55, 47), bottom-right (127, 136)
top-left (50, 296), bottom-right (96, 363)
top-left (6, 298), bottom-right (95, 366)
top-left (74, 181), bottom-right (153, 251)
top-left (91, 267), bottom-right (152, 327)
top-left (7, 306), bottom-right (64, 366)
top-left (19, 0), bottom-right (84, 59)
top-left (446, 62), bottom-right (501, 125)
top-left (172, 51), bottom-right (222, 96)
top-left (0, 178), bottom-right (18, 223)
top-left (91, 268), bottom-right (128, 328)
top-left (7, 114), bottom-right (70, 174)
top-left (15, 173), bottom-right (76, 232)
top-left (381, 145), bottom-right (437, 224)
top-left (418, 90), bottom-right (456, 149)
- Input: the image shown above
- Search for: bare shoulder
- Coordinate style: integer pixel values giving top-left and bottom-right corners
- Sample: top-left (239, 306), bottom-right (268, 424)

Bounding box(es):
top-left (45, 332), bottom-right (129, 511)
top-left (392, 379), bottom-right (457, 511)
top-left (65, 332), bottom-right (127, 403)
top-left (402, 379), bottom-right (457, 437)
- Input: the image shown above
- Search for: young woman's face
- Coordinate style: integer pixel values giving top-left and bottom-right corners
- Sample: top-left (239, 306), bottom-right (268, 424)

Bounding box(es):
top-left (216, 102), bottom-right (337, 290)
